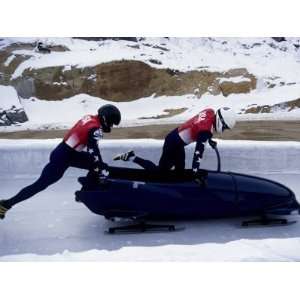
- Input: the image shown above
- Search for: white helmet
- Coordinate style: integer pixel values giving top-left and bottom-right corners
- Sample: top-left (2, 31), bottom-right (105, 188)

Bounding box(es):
top-left (215, 107), bottom-right (236, 133)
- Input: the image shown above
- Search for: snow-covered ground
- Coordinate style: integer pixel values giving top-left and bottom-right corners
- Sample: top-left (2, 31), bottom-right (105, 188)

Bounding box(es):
top-left (1, 139), bottom-right (300, 261)
top-left (0, 86), bottom-right (23, 111)
top-left (1, 37), bottom-right (300, 131)
top-left (3, 37), bottom-right (300, 81)
top-left (1, 83), bottom-right (300, 132)
top-left (1, 38), bottom-right (300, 261)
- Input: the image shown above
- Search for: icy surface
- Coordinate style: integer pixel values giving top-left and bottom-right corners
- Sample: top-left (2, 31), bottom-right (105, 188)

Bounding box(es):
top-left (0, 174), bottom-right (299, 261)
top-left (1, 139), bottom-right (300, 176)
top-left (0, 139), bottom-right (300, 261)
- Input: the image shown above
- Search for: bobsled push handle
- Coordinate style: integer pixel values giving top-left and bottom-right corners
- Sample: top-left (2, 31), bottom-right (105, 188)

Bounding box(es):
top-left (209, 139), bottom-right (221, 172)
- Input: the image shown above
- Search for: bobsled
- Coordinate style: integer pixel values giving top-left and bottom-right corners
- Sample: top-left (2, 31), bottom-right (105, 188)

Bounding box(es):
top-left (75, 145), bottom-right (300, 232)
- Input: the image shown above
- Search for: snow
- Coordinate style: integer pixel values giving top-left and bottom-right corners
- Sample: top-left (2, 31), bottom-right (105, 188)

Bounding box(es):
top-left (218, 76), bottom-right (251, 84)
top-left (0, 138), bottom-right (300, 261)
top-left (1, 37), bottom-right (300, 130)
top-left (2, 237), bottom-right (300, 261)
top-left (1, 82), bottom-right (300, 132)
top-left (1, 37), bottom-right (300, 261)
top-left (4, 54), bottom-right (16, 67)
top-left (7, 37), bottom-right (300, 83)
top-left (0, 85), bottom-right (22, 110)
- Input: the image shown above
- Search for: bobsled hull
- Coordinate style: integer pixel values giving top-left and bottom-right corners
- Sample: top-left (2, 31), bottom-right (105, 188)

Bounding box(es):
top-left (75, 167), bottom-right (300, 220)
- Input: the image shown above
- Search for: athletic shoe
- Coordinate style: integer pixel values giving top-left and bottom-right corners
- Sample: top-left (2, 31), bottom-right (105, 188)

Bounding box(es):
top-left (0, 200), bottom-right (10, 220)
top-left (113, 150), bottom-right (135, 161)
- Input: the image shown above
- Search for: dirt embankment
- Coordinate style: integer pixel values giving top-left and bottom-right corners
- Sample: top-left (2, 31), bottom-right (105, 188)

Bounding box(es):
top-left (1, 121), bottom-right (300, 141)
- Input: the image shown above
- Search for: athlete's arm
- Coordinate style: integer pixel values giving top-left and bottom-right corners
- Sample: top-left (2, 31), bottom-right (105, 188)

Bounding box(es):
top-left (192, 131), bottom-right (213, 172)
top-left (87, 127), bottom-right (107, 173)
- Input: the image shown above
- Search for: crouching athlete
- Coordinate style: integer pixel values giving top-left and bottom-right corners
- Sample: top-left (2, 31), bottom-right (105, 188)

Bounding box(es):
top-left (114, 107), bottom-right (236, 175)
top-left (0, 104), bottom-right (121, 219)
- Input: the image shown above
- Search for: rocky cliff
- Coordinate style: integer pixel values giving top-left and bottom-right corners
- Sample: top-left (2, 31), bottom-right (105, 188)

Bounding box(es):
top-left (11, 60), bottom-right (256, 101)
top-left (1, 37), bottom-right (299, 127)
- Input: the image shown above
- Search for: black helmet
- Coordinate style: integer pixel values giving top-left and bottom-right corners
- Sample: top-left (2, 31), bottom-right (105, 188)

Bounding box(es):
top-left (98, 104), bottom-right (121, 133)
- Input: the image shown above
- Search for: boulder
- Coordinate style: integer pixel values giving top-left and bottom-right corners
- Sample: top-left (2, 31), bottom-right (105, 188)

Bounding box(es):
top-left (272, 37), bottom-right (286, 42)
top-left (0, 85), bottom-right (28, 126)
top-left (0, 106), bottom-right (28, 126)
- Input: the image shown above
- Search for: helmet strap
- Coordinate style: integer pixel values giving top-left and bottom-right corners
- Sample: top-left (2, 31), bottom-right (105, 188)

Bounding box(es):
top-left (213, 118), bottom-right (217, 132)
top-left (100, 116), bottom-right (111, 133)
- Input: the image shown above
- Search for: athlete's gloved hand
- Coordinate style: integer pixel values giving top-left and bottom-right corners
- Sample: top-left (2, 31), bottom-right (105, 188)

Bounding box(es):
top-left (100, 168), bottom-right (110, 177)
top-left (99, 162), bottom-right (109, 170)
top-left (193, 169), bottom-right (208, 187)
top-left (98, 168), bottom-right (110, 185)
top-left (193, 169), bottom-right (207, 177)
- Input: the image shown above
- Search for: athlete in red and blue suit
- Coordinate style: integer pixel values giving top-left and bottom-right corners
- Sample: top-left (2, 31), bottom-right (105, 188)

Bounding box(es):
top-left (115, 107), bottom-right (236, 174)
top-left (0, 105), bottom-right (121, 219)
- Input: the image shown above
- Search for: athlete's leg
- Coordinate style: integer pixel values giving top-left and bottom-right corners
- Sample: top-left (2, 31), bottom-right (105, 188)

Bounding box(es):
top-left (5, 161), bottom-right (68, 207)
top-left (133, 156), bottom-right (157, 171)
top-left (4, 143), bottom-right (69, 207)
top-left (68, 150), bottom-right (95, 170)
top-left (158, 128), bottom-right (186, 172)
top-left (158, 129), bottom-right (178, 170)
top-left (114, 150), bottom-right (158, 171)
top-left (174, 145), bottom-right (185, 172)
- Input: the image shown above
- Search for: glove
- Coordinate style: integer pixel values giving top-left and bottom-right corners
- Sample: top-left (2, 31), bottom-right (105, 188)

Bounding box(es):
top-left (95, 162), bottom-right (109, 178)
top-left (193, 168), bottom-right (207, 177)
top-left (99, 162), bottom-right (109, 170)
top-left (208, 139), bottom-right (217, 149)
top-left (100, 168), bottom-right (109, 177)
top-left (193, 169), bottom-right (208, 187)
top-left (98, 168), bottom-right (110, 185)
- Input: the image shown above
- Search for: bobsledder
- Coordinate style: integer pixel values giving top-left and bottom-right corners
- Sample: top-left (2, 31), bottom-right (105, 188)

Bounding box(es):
top-left (75, 142), bottom-right (300, 233)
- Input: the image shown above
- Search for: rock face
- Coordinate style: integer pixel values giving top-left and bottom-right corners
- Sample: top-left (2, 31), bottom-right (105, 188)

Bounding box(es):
top-left (0, 40), bottom-right (257, 126)
top-left (218, 69), bottom-right (256, 97)
top-left (0, 48), bottom-right (31, 86)
top-left (0, 106), bottom-right (28, 126)
top-left (0, 42), bottom-right (256, 101)
top-left (12, 60), bottom-right (257, 101)
top-left (272, 37), bottom-right (286, 42)
top-left (243, 98), bottom-right (300, 114)
top-left (0, 43), bottom-right (68, 85)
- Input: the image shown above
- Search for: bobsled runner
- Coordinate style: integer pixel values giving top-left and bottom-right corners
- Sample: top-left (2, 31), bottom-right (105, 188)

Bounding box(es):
top-left (75, 143), bottom-right (300, 233)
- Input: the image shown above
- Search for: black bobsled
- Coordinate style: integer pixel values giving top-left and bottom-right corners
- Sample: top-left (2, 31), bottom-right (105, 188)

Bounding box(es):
top-left (75, 143), bottom-right (300, 232)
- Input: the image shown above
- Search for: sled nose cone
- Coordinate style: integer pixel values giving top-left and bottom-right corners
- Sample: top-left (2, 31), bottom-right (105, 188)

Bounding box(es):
top-left (234, 173), bottom-right (299, 214)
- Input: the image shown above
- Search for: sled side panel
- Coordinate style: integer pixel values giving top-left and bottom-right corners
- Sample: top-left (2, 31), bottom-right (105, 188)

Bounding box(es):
top-left (78, 172), bottom-right (238, 219)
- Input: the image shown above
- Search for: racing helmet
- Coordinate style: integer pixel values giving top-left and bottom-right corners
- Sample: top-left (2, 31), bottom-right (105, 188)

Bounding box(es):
top-left (215, 107), bottom-right (236, 133)
top-left (98, 104), bottom-right (121, 133)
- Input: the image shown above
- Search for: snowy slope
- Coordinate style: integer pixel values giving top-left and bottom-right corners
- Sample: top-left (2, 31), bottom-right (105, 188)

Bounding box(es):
top-left (0, 86), bottom-right (22, 110)
top-left (5, 37), bottom-right (300, 82)
top-left (1, 83), bottom-right (300, 132)
top-left (0, 139), bottom-right (300, 261)
top-left (1, 37), bottom-right (300, 131)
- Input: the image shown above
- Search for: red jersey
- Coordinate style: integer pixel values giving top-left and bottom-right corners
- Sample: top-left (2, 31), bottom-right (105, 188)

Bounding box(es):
top-left (63, 115), bottom-right (101, 151)
top-left (178, 108), bottom-right (215, 144)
